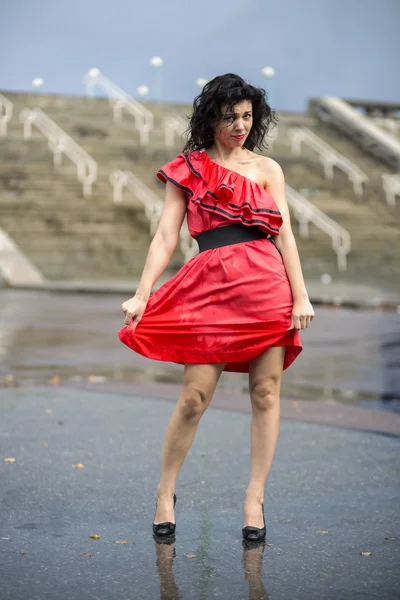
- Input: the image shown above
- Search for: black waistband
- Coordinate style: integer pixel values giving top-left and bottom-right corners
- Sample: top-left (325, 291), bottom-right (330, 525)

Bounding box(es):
top-left (195, 224), bottom-right (273, 252)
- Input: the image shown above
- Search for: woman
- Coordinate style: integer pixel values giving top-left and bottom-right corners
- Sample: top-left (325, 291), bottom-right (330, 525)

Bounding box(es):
top-left (119, 73), bottom-right (314, 542)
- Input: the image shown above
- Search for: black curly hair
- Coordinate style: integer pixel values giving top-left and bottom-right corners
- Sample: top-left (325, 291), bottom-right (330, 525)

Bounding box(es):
top-left (182, 73), bottom-right (277, 153)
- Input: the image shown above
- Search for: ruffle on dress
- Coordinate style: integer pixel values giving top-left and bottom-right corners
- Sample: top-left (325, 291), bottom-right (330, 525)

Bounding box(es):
top-left (157, 151), bottom-right (283, 238)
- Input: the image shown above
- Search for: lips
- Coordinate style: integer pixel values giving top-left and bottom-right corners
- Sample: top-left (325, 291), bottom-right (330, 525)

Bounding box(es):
top-left (233, 134), bottom-right (245, 139)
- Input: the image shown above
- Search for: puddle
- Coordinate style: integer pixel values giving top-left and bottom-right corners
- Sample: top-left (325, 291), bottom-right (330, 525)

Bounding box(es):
top-left (1, 290), bottom-right (399, 412)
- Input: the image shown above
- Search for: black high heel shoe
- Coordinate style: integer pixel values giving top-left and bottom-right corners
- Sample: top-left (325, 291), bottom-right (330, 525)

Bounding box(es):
top-left (242, 502), bottom-right (266, 542)
top-left (153, 493), bottom-right (177, 537)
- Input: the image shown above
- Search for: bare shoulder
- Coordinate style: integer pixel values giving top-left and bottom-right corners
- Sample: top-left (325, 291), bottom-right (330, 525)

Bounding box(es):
top-left (259, 156), bottom-right (284, 182)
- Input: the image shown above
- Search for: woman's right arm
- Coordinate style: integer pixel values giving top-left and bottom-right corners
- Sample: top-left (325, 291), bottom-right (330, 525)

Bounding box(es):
top-left (121, 181), bottom-right (187, 327)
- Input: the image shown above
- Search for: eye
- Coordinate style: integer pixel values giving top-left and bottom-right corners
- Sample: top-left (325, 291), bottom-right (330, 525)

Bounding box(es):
top-left (244, 114), bottom-right (252, 119)
top-left (223, 115), bottom-right (234, 122)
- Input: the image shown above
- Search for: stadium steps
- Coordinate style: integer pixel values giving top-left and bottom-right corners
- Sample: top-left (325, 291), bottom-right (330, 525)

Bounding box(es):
top-left (0, 91), bottom-right (399, 291)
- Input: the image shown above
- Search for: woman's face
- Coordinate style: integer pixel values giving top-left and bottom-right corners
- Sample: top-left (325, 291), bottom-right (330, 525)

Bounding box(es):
top-left (214, 100), bottom-right (253, 148)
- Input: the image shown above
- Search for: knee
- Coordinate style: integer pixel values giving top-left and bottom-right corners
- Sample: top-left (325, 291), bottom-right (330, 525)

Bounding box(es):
top-left (250, 375), bottom-right (281, 412)
top-left (179, 386), bottom-right (209, 421)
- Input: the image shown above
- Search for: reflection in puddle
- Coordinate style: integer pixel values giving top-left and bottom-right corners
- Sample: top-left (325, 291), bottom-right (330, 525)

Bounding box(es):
top-left (242, 541), bottom-right (270, 600)
top-left (153, 534), bottom-right (270, 600)
top-left (154, 536), bottom-right (182, 600)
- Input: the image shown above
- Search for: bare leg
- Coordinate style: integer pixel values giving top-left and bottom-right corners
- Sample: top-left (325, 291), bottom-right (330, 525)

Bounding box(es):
top-left (244, 346), bottom-right (285, 528)
top-left (154, 362), bottom-right (225, 525)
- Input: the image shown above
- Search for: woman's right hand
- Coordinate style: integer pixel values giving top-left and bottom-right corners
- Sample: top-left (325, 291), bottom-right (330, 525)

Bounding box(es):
top-left (121, 295), bottom-right (148, 329)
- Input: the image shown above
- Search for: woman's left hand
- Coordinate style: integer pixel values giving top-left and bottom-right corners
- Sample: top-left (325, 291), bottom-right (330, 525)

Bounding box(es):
top-left (291, 296), bottom-right (315, 330)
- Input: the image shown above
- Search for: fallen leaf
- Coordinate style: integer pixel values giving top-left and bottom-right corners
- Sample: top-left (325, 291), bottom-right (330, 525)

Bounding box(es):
top-left (385, 537), bottom-right (396, 541)
top-left (113, 540), bottom-right (129, 544)
top-left (184, 554), bottom-right (196, 559)
top-left (40, 442), bottom-right (48, 447)
top-left (72, 463), bottom-right (84, 469)
top-left (83, 552), bottom-right (94, 557)
top-left (50, 376), bottom-right (60, 385)
top-left (57, 420), bottom-right (63, 425)
top-left (265, 543), bottom-right (273, 546)
top-left (5, 374), bottom-right (14, 382)
top-left (44, 409), bottom-right (53, 415)
top-left (316, 530), bottom-right (329, 534)
top-left (90, 534), bottom-right (101, 540)
top-left (360, 551), bottom-right (372, 556)
top-left (4, 458), bottom-right (16, 463)
top-left (19, 550), bottom-right (26, 555)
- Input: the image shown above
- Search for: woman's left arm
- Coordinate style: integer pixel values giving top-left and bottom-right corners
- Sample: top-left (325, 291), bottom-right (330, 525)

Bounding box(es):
top-left (265, 159), bottom-right (315, 330)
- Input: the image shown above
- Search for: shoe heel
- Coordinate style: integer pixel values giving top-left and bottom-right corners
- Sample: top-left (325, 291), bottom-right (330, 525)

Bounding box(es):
top-left (152, 493), bottom-right (177, 537)
top-left (242, 503), bottom-right (266, 542)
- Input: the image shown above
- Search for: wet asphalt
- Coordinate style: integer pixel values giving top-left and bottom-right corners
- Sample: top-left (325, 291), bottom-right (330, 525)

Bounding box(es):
top-left (0, 386), bottom-right (399, 600)
top-left (0, 289), bottom-right (399, 599)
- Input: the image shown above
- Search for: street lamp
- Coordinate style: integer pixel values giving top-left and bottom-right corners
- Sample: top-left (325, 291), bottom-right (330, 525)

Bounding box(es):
top-left (88, 68), bottom-right (101, 78)
top-left (196, 77), bottom-right (208, 90)
top-left (261, 66), bottom-right (275, 107)
top-left (85, 68), bottom-right (101, 97)
top-left (137, 85), bottom-right (150, 98)
top-left (32, 78), bottom-right (44, 94)
top-left (150, 56), bottom-right (163, 102)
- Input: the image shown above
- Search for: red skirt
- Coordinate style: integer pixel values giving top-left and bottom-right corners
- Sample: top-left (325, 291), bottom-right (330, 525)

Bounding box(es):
top-left (118, 236), bottom-right (302, 373)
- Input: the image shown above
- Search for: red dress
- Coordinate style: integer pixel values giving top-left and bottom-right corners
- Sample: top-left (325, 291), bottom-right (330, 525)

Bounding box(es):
top-left (118, 150), bottom-right (302, 372)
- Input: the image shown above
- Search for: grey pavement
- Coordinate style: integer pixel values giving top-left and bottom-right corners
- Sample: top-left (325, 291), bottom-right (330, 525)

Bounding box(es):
top-left (1, 386), bottom-right (399, 600)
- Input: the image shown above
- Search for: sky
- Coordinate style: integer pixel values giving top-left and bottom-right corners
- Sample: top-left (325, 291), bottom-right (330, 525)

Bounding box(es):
top-left (1, 0), bottom-right (399, 112)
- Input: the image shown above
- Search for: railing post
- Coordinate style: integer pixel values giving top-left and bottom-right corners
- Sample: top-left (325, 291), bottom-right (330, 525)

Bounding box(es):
top-left (337, 248), bottom-right (347, 271)
top-left (0, 94), bottom-right (13, 138)
top-left (83, 179), bottom-right (92, 197)
top-left (322, 156), bottom-right (335, 180)
top-left (291, 130), bottom-right (303, 155)
top-left (351, 175), bottom-right (363, 198)
top-left (23, 117), bottom-right (33, 139)
top-left (53, 141), bottom-right (63, 167)
top-left (299, 217), bottom-right (309, 238)
top-left (140, 125), bottom-right (150, 146)
top-left (381, 175), bottom-right (397, 207)
top-left (110, 170), bottom-right (128, 203)
top-left (384, 187), bottom-right (395, 207)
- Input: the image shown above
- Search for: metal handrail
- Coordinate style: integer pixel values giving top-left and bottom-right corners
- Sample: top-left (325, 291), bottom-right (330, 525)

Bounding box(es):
top-left (83, 70), bottom-right (154, 145)
top-left (0, 93), bottom-right (13, 137)
top-left (285, 184), bottom-right (351, 271)
top-left (19, 108), bottom-right (98, 196)
top-left (382, 173), bottom-right (400, 207)
top-left (163, 114), bottom-right (188, 148)
top-left (109, 169), bottom-right (197, 261)
top-left (309, 96), bottom-right (400, 170)
top-left (289, 127), bottom-right (368, 197)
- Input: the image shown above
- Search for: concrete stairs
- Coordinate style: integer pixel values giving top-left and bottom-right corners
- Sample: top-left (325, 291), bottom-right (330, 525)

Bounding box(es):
top-left (1, 91), bottom-right (399, 293)
top-left (263, 114), bottom-right (400, 287)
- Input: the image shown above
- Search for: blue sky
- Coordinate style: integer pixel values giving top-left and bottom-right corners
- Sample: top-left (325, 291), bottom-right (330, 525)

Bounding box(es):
top-left (1, 0), bottom-right (399, 111)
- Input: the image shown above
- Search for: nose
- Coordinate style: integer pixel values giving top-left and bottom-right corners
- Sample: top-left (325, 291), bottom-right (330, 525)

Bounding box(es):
top-left (234, 119), bottom-right (246, 132)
